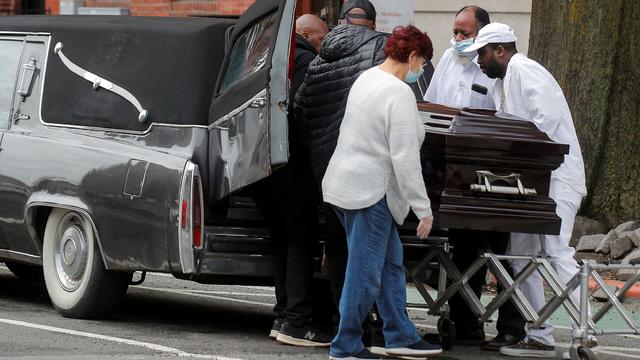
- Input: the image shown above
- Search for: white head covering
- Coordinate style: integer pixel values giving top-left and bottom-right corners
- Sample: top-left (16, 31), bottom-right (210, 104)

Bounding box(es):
top-left (463, 22), bottom-right (517, 53)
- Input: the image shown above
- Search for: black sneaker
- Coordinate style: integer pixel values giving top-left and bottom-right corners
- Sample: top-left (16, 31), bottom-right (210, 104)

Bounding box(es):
top-left (500, 338), bottom-right (556, 358)
top-left (482, 333), bottom-right (523, 351)
top-left (269, 317), bottom-right (284, 339)
top-left (329, 348), bottom-right (380, 359)
top-left (276, 321), bottom-right (332, 347)
top-left (385, 339), bottom-right (443, 357)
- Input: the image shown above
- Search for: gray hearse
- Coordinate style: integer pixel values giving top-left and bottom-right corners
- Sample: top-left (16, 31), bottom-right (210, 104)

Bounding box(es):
top-left (0, 0), bottom-right (569, 320)
top-left (0, 0), bottom-right (299, 317)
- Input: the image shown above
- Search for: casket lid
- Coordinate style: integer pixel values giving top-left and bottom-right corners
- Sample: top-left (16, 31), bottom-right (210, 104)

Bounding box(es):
top-left (418, 102), bottom-right (569, 156)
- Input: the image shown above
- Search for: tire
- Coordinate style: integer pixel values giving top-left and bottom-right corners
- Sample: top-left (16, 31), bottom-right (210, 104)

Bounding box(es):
top-left (42, 208), bottom-right (130, 318)
top-left (4, 261), bottom-right (44, 282)
top-left (577, 347), bottom-right (596, 360)
top-left (569, 346), bottom-right (597, 360)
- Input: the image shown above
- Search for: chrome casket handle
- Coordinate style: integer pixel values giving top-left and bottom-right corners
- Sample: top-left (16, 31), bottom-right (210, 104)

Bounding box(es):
top-left (469, 170), bottom-right (537, 196)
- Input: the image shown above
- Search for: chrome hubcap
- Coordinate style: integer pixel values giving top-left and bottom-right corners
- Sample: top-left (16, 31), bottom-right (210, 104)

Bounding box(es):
top-left (54, 213), bottom-right (88, 291)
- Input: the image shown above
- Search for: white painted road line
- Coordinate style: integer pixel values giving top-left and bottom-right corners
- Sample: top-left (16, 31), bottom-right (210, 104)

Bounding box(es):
top-left (187, 289), bottom-right (274, 297)
top-left (134, 286), bottom-right (274, 308)
top-left (0, 318), bottom-right (245, 360)
top-left (243, 285), bottom-right (275, 292)
top-left (146, 272), bottom-right (174, 278)
top-left (145, 273), bottom-right (275, 293)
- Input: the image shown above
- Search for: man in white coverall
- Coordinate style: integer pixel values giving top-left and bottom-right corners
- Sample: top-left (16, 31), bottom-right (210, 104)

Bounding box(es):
top-left (462, 22), bottom-right (599, 358)
top-left (425, 6), bottom-right (526, 351)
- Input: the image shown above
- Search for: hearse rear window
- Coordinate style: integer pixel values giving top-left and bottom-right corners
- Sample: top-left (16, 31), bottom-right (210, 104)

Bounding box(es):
top-left (0, 39), bottom-right (23, 129)
top-left (219, 12), bottom-right (278, 93)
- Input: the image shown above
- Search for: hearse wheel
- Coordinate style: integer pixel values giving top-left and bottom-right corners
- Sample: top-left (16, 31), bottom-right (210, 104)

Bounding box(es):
top-left (4, 261), bottom-right (44, 282)
top-left (437, 317), bottom-right (456, 350)
top-left (42, 208), bottom-right (129, 318)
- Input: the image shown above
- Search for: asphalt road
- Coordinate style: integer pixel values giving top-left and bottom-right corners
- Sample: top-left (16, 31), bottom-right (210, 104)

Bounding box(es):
top-left (2, 263), bottom-right (640, 360)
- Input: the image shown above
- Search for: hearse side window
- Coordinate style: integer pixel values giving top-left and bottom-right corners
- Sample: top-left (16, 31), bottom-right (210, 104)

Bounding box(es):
top-left (0, 39), bottom-right (23, 130)
top-left (219, 12), bottom-right (278, 93)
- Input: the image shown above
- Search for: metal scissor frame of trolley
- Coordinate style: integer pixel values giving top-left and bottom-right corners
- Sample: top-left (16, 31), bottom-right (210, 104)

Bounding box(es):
top-left (405, 237), bottom-right (640, 360)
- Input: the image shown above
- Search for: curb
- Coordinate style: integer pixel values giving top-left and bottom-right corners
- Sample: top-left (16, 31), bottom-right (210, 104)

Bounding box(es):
top-left (588, 279), bottom-right (640, 298)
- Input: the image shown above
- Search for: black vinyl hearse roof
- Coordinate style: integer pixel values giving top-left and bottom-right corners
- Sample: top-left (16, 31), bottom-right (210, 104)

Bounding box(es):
top-left (0, 16), bottom-right (235, 131)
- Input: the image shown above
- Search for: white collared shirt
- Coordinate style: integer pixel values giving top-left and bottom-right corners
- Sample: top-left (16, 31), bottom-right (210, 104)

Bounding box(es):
top-left (424, 47), bottom-right (495, 109)
top-left (493, 53), bottom-right (587, 197)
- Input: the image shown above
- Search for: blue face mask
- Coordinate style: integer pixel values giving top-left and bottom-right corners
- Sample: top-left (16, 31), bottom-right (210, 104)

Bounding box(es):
top-left (404, 59), bottom-right (424, 83)
top-left (450, 37), bottom-right (476, 57)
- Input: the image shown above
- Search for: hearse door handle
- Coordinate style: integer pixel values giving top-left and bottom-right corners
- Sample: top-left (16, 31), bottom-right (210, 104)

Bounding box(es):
top-left (17, 57), bottom-right (37, 101)
top-left (248, 97), bottom-right (267, 108)
top-left (13, 112), bottom-right (30, 123)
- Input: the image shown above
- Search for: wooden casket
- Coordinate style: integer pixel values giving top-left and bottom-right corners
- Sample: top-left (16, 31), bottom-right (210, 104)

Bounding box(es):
top-left (418, 102), bottom-right (569, 235)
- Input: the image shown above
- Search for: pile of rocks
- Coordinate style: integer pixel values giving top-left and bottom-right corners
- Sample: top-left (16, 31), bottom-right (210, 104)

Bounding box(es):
top-left (574, 220), bottom-right (640, 280)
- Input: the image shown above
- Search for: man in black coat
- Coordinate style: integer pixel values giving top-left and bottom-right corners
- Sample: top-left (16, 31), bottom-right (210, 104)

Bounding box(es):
top-left (255, 14), bottom-right (332, 347)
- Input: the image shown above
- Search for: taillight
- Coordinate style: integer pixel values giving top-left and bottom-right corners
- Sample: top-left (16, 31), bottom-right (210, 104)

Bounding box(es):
top-left (181, 200), bottom-right (188, 229)
top-left (178, 161), bottom-right (202, 274)
top-left (192, 176), bottom-right (203, 249)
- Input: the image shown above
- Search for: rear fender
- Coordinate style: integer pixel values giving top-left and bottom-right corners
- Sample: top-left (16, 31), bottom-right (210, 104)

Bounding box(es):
top-left (25, 196), bottom-right (108, 269)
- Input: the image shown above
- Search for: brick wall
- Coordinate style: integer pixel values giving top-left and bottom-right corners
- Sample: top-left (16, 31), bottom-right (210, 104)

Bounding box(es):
top-left (45, 0), bottom-right (59, 14)
top-left (129, 0), bottom-right (253, 17)
top-left (45, 0), bottom-right (256, 16)
top-left (84, 0), bottom-right (130, 8)
top-left (0, 0), bottom-right (17, 15)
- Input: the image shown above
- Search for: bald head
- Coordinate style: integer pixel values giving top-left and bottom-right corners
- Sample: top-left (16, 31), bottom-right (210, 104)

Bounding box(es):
top-left (453, 5), bottom-right (490, 40)
top-left (296, 14), bottom-right (329, 53)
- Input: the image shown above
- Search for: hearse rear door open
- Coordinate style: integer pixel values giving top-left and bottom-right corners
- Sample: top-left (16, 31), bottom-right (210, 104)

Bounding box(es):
top-left (207, 0), bottom-right (294, 202)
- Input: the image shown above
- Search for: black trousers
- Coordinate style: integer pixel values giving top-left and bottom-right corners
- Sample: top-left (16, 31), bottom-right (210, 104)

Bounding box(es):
top-left (448, 229), bottom-right (526, 338)
top-left (323, 205), bottom-right (348, 314)
top-left (253, 162), bottom-right (320, 327)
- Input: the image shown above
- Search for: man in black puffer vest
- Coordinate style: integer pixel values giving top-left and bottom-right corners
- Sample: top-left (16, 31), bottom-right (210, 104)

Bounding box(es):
top-left (293, 0), bottom-right (387, 350)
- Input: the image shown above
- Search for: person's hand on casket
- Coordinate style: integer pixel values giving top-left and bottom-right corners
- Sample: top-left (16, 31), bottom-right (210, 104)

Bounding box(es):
top-left (417, 216), bottom-right (433, 239)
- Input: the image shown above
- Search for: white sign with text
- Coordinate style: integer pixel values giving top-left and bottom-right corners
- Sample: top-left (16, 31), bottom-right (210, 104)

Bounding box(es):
top-left (369, 0), bottom-right (415, 33)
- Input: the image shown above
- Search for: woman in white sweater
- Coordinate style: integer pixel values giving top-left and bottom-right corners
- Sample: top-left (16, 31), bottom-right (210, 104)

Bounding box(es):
top-left (323, 25), bottom-right (441, 360)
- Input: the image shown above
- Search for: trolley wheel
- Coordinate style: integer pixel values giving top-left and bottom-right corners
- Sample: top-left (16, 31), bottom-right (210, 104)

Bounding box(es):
top-left (569, 346), bottom-right (596, 360)
top-left (437, 317), bottom-right (456, 350)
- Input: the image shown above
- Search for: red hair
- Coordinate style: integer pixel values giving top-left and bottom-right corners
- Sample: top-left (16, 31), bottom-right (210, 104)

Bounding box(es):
top-left (384, 25), bottom-right (433, 62)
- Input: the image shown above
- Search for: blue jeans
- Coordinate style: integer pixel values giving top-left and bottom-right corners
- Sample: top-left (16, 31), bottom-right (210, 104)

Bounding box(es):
top-left (329, 198), bottom-right (421, 357)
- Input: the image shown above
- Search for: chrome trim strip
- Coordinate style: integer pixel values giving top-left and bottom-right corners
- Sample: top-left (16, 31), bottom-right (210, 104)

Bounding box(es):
top-left (41, 119), bottom-right (208, 136)
top-left (0, 31), bottom-right (51, 36)
top-left (209, 89), bottom-right (268, 129)
top-left (0, 249), bottom-right (42, 265)
top-left (37, 35), bottom-right (51, 132)
top-left (53, 42), bottom-right (149, 123)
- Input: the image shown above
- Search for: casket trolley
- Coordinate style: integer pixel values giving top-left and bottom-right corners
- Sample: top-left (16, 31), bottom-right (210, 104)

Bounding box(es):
top-left (405, 103), bottom-right (640, 360)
